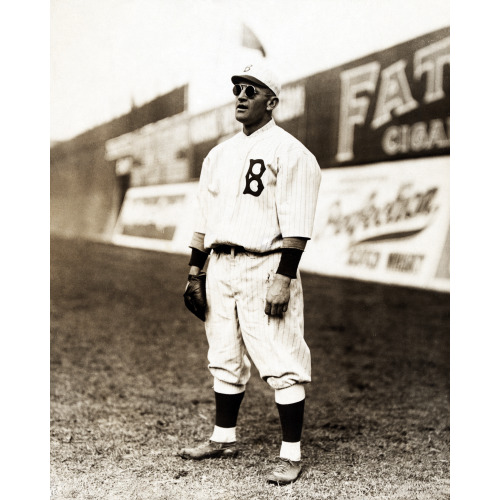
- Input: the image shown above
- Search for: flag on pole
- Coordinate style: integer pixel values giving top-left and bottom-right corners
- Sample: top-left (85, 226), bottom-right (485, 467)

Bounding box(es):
top-left (241, 24), bottom-right (266, 58)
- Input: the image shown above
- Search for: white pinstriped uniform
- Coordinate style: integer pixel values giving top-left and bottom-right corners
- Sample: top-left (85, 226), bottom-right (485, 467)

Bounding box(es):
top-left (196, 119), bottom-right (321, 391)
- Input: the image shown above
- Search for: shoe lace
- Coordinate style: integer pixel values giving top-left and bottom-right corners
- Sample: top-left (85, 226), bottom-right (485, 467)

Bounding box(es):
top-left (274, 457), bottom-right (293, 473)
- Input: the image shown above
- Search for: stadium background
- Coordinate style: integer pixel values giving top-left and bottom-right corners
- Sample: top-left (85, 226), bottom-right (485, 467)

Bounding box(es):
top-left (50, 26), bottom-right (449, 292)
top-left (49, 3), bottom-right (451, 498)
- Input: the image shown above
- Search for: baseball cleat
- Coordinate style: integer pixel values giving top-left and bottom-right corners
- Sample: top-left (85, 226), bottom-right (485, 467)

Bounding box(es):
top-left (266, 457), bottom-right (302, 485)
top-left (178, 440), bottom-right (238, 460)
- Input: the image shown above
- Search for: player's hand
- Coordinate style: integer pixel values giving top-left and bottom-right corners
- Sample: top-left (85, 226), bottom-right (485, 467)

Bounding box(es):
top-left (265, 274), bottom-right (291, 317)
top-left (184, 272), bottom-right (207, 321)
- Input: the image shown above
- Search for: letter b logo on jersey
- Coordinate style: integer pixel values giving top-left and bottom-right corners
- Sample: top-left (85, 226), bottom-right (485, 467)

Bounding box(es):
top-left (243, 159), bottom-right (266, 197)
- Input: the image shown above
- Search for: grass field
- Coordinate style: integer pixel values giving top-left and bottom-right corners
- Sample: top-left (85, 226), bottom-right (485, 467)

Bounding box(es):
top-left (50, 236), bottom-right (449, 499)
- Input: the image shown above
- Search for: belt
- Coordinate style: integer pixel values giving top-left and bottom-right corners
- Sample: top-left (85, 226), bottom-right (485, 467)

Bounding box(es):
top-left (213, 245), bottom-right (281, 257)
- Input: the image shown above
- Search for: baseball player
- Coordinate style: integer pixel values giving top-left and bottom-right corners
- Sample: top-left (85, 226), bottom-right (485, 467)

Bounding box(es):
top-left (180, 60), bottom-right (321, 485)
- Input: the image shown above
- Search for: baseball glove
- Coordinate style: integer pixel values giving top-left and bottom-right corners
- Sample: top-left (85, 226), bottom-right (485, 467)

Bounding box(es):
top-left (183, 272), bottom-right (207, 321)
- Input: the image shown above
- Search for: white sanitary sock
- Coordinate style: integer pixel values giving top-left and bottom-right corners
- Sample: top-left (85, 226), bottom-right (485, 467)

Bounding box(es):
top-left (280, 441), bottom-right (301, 462)
top-left (210, 425), bottom-right (236, 443)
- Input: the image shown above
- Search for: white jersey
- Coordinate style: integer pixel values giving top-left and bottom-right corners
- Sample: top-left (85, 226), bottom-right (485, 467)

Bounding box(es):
top-left (196, 119), bottom-right (322, 253)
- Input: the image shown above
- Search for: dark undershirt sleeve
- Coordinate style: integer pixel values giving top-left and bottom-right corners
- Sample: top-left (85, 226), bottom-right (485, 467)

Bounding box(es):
top-left (276, 247), bottom-right (304, 279)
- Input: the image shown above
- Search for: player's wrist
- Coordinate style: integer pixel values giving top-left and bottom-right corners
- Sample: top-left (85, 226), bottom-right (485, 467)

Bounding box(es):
top-left (276, 248), bottom-right (303, 279)
top-left (274, 273), bottom-right (292, 284)
top-left (188, 247), bottom-right (210, 270)
top-left (188, 266), bottom-right (201, 276)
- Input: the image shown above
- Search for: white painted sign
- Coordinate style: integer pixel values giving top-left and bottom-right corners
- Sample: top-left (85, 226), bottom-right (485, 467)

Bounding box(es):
top-left (113, 156), bottom-right (449, 292)
top-left (301, 156), bottom-right (449, 291)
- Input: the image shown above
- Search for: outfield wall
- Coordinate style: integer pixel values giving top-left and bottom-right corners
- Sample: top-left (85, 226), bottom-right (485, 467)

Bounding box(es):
top-left (112, 155), bottom-right (449, 292)
top-left (50, 86), bottom-right (187, 240)
top-left (104, 27), bottom-right (449, 185)
top-left (51, 27), bottom-right (449, 291)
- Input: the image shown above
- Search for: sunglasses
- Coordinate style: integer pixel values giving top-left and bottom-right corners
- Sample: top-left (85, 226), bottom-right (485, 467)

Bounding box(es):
top-left (232, 84), bottom-right (273, 99)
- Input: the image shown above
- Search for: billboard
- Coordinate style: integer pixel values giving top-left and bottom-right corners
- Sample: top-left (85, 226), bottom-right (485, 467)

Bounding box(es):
top-left (304, 27), bottom-right (449, 168)
top-left (113, 156), bottom-right (449, 292)
top-left (112, 182), bottom-right (198, 254)
top-left (302, 157), bottom-right (449, 291)
top-left (106, 27), bottom-right (450, 291)
top-left (103, 27), bottom-right (449, 185)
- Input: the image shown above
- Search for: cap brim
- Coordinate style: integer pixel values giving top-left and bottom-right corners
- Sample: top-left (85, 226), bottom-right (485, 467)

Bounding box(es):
top-left (231, 74), bottom-right (269, 89)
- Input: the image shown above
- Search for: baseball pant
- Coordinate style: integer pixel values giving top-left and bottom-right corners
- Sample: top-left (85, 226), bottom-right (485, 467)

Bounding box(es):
top-left (205, 250), bottom-right (311, 391)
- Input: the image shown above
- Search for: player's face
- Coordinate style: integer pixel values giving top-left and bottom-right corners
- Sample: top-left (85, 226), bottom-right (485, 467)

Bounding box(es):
top-left (234, 82), bottom-right (275, 132)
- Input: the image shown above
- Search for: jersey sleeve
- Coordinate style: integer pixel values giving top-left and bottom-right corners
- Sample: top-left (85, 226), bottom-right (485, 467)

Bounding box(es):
top-left (275, 147), bottom-right (322, 239)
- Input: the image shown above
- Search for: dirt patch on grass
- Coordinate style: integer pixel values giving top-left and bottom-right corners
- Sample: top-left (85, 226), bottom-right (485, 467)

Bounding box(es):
top-left (51, 237), bottom-right (449, 499)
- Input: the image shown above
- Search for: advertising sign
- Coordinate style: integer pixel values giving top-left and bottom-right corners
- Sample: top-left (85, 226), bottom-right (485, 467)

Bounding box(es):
top-left (112, 182), bottom-right (198, 253)
top-left (301, 156), bottom-right (449, 291)
top-left (105, 113), bottom-right (191, 187)
top-left (185, 27), bottom-right (449, 176)
top-left (108, 28), bottom-right (450, 292)
top-left (112, 157), bottom-right (449, 292)
top-left (304, 27), bottom-right (450, 169)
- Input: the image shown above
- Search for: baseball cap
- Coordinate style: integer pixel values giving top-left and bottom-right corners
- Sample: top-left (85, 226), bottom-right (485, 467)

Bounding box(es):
top-left (231, 61), bottom-right (281, 97)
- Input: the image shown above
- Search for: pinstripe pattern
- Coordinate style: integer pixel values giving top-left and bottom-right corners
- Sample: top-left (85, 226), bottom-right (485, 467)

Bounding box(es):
top-left (206, 251), bottom-right (311, 390)
top-left (196, 119), bottom-right (321, 253)
top-left (196, 118), bottom-right (320, 393)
